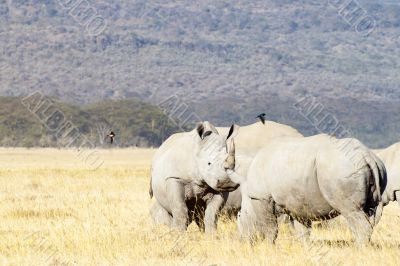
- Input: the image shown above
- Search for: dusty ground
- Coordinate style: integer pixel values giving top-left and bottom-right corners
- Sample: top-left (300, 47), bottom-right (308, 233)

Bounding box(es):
top-left (0, 148), bottom-right (399, 265)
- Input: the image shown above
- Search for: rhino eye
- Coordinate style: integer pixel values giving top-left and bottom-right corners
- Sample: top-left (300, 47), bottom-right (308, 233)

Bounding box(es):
top-left (208, 162), bottom-right (211, 166)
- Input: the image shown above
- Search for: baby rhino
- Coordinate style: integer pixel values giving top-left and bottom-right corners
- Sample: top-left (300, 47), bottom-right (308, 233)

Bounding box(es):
top-left (229, 134), bottom-right (387, 246)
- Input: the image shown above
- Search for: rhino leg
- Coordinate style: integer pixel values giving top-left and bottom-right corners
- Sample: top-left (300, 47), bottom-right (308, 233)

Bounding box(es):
top-left (253, 197), bottom-right (278, 244)
top-left (237, 195), bottom-right (258, 242)
top-left (238, 195), bottom-right (278, 244)
top-left (194, 207), bottom-right (205, 232)
top-left (293, 219), bottom-right (312, 243)
top-left (166, 179), bottom-right (189, 231)
top-left (342, 211), bottom-right (373, 247)
top-left (204, 193), bottom-right (227, 234)
top-left (150, 201), bottom-right (172, 227)
top-left (396, 191), bottom-right (400, 208)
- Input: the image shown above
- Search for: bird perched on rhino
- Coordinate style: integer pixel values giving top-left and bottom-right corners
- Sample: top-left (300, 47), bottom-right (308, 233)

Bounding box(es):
top-left (256, 113), bottom-right (266, 124)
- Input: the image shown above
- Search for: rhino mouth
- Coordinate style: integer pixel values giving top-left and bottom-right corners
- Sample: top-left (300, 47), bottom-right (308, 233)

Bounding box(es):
top-left (216, 181), bottom-right (240, 192)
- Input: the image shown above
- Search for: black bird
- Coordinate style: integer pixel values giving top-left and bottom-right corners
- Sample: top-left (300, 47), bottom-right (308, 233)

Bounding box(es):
top-left (256, 113), bottom-right (266, 124)
top-left (107, 131), bottom-right (116, 144)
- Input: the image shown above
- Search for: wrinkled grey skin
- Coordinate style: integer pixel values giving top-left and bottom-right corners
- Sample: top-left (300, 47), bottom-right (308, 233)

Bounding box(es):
top-left (149, 121), bottom-right (239, 233)
top-left (373, 143), bottom-right (400, 207)
top-left (150, 121), bottom-right (303, 230)
top-left (229, 135), bottom-right (387, 246)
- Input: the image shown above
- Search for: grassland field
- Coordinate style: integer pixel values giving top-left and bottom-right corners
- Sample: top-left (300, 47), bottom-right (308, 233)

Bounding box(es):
top-left (0, 148), bottom-right (399, 266)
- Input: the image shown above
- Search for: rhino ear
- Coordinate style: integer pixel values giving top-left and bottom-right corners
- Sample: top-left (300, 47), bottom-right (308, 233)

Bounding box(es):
top-left (226, 124), bottom-right (240, 140)
top-left (196, 123), bottom-right (205, 139)
top-left (196, 121), bottom-right (218, 140)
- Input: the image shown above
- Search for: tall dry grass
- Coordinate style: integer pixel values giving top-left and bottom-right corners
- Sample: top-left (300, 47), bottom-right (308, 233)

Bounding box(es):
top-left (0, 148), bottom-right (399, 265)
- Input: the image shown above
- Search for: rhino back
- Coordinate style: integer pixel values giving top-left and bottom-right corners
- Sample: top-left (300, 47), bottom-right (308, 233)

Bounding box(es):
top-left (151, 130), bottom-right (198, 183)
top-left (218, 121), bottom-right (303, 156)
top-left (152, 131), bottom-right (189, 161)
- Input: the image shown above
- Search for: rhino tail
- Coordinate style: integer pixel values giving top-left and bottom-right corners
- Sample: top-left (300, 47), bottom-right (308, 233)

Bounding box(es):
top-left (149, 167), bottom-right (154, 199)
top-left (149, 178), bottom-right (153, 198)
top-left (365, 155), bottom-right (386, 226)
top-left (372, 200), bottom-right (384, 228)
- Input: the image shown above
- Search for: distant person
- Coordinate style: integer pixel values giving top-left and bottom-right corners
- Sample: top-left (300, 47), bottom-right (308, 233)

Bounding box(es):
top-left (106, 131), bottom-right (115, 144)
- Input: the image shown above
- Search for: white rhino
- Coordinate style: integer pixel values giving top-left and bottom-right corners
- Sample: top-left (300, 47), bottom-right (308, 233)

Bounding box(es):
top-left (373, 143), bottom-right (400, 206)
top-left (227, 134), bottom-right (387, 246)
top-left (150, 121), bottom-right (239, 233)
top-left (217, 122), bottom-right (303, 214)
top-left (150, 121), bottom-right (303, 232)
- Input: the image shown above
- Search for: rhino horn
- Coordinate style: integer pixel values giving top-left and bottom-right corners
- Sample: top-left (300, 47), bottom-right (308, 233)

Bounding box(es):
top-left (224, 138), bottom-right (236, 170)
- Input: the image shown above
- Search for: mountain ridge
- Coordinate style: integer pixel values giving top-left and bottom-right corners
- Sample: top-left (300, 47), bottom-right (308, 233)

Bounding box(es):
top-left (0, 0), bottom-right (399, 147)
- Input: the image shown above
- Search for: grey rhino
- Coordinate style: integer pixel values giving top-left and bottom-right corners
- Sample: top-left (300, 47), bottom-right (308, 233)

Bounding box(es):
top-left (373, 143), bottom-right (400, 207)
top-left (150, 121), bottom-right (303, 232)
top-left (228, 134), bottom-right (387, 246)
top-left (150, 121), bottom-right (239, 233)
top-left (216, 122), bottom-right (303, 215)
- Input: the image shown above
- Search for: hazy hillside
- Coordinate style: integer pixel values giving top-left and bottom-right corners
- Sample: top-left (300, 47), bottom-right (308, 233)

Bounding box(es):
top-left (0, 97), bottom-right (181, 147)
top-left (0, 0), bottom-right (400, 147)
top-left (1, 94), bottom-right (399, 149)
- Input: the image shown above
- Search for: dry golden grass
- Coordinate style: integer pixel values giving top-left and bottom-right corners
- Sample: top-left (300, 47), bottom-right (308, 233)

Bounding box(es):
top-left (0, 148), bottom-right (399, 265)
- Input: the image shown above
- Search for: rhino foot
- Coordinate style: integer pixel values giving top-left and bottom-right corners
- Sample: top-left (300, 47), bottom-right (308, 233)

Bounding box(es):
top-left (396, 191), bottom-right (400, 208)
top-left (342, 210), bottom-right (373, 247)
top-left (293, 219), bottom-right (312, 244)
top-left (150, 201), bottom-right (172, 227)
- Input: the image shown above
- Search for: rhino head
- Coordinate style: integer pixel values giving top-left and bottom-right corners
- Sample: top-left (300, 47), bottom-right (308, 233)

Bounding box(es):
top-left (193, 121), bottom-right (240, 192)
